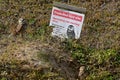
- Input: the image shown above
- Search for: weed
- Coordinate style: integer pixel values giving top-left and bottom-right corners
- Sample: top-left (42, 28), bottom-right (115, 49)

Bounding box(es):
top-left (89, 49), bottom-right (116, 64)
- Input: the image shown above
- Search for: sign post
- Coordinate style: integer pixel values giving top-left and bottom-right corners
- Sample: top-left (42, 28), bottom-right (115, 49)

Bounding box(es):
top-left (50, 2), bottom-right (86, 39)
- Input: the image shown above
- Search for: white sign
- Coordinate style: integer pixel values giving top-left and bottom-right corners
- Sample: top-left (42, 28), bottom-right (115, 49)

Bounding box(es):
top-left (50, 7), bottom-right (85, 39)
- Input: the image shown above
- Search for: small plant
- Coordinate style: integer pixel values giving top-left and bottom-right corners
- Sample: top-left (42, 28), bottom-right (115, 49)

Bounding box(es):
top-left (86, 71), bottom-right (113, 80)
top-left (71, 45), bottom-right (87, 64)
top-left (63, 40), bottom-right (88, 64)
top-left (1, 77), bottom-right (7, 80)
top-left (89, 49), bottom-right (116, 64)
top-left (29, 18), bottom-right (36, 25)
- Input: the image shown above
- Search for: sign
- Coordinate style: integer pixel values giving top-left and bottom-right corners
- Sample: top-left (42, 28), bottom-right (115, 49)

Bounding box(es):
top-left (49, 6), bottom-right (85, 39)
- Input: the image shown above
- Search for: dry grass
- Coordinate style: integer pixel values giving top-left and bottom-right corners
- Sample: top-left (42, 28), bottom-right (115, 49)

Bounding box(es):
top-left (0, 0), bottom-right (120, 80)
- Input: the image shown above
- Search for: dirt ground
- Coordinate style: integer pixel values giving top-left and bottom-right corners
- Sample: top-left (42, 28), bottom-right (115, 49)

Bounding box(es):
top-left (0, 0), bottom-right (120, 80)
top-left (0, 35), bottom-right (79, 80)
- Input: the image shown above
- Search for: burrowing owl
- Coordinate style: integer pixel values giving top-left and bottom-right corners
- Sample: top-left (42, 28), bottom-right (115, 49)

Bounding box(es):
top-left (9, 18), bottom-right (26, 38)
top-left (67, 25), bottom-right (75, 39)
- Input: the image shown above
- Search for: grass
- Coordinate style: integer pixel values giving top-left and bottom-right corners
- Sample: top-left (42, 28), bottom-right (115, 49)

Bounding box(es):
top-left (0, 0), bottom-right (120, 80)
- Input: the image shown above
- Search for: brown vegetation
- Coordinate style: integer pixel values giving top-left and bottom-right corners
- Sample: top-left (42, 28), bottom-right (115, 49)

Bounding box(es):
top-left (0, 0), bottom-right (120, 80)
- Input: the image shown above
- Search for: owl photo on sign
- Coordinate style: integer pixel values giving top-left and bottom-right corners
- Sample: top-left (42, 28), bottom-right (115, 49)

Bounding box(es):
top-left (67, 25), bottom-right (75, 39)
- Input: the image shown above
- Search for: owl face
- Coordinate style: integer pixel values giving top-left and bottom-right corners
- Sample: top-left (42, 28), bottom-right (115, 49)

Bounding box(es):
top-left (67, 25), bottom-right (75, 39)
top-left (18, 18), bottom-right (24, 24)
top-left (67, 25), bottom-right (74, 32)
